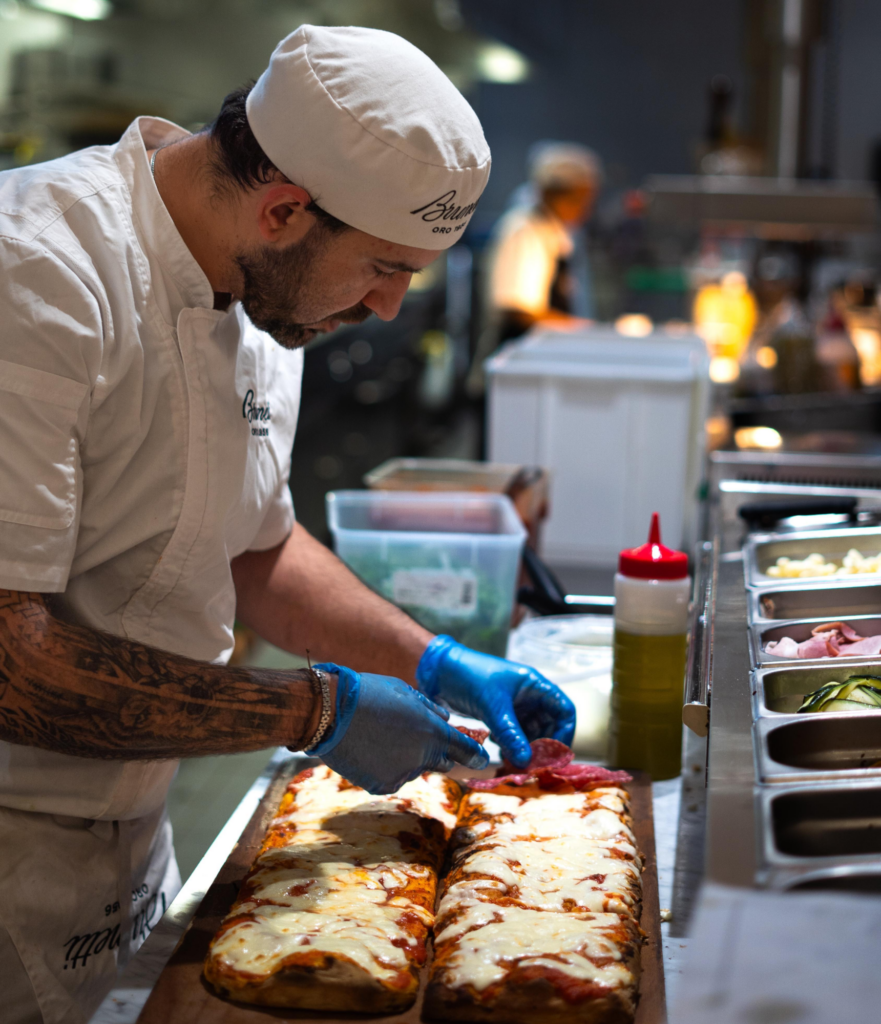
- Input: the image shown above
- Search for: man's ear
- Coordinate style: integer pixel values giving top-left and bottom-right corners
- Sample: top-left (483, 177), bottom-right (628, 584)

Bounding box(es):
top-left (256, 183), bottom-right (315, 245)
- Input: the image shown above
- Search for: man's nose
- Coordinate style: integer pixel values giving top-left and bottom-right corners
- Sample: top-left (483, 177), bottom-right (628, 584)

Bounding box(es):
top-left (362, 274), bottom-right (412, 321)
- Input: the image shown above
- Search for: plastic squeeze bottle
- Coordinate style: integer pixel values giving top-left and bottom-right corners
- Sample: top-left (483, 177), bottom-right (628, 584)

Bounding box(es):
top-left (608, 512), bottom-right (690, 780)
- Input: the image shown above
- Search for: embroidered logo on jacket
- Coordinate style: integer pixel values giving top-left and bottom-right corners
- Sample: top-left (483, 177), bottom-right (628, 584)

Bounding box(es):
top-left (243, 388), bottom-right (271, 437)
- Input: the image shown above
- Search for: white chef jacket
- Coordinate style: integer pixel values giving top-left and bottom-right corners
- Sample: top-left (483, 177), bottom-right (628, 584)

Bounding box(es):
top-left (0, 117), bottom-right (304, 1021)
top-left (488, 204), bottom-right (574, 317)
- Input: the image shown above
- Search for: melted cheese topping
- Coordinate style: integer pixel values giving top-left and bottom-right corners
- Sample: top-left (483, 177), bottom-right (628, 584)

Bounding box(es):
top-left (457, 824), bottom-right (637, 864)
top-left (212, 899), bottom-right (426, 982)
top-left (252, 832), bottom-right (431, 881)
top-left (466, 789), bottom-right (625, 818)
top-left (464, 791), bottom-right (632, 843)
top-left (442, 836), bottom-right (640, 915)
top-left (434, 903), bottom-right (634, 993)
top-left (243, 860), bottom-right (429, 909)
top-left (208, 768), bottom-right (456, 989)
top-left (280, 767), bottom-right (457, 834)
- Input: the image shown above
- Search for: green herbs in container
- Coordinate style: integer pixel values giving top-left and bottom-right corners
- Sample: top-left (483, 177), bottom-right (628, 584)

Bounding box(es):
top-left (326, 491), bottom-right (526, 657)
top-left (798, 675), bottom-right (881, 714)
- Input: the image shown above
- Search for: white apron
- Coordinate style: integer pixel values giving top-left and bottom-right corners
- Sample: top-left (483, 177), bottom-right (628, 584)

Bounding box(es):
top-left (0, 118), bottom-right (304, 1022)
top-left (0, 805), bottom-right (179, 1024)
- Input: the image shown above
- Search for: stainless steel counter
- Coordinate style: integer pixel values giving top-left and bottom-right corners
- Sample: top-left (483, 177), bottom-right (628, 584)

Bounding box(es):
top-left (704, 551), bottom-right (757, 887)
top-left (703, 488), bottom-right (881, 889)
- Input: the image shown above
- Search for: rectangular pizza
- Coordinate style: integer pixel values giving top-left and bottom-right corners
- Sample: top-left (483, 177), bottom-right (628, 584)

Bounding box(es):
top-left (424, 743), bottom-right (643, 1024)
top-left (203, 764), bottom-right (461, 1012)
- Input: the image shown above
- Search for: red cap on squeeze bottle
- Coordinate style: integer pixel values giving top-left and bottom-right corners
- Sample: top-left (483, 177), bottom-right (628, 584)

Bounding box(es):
top-left (618, 512), bottom-right (688, 580)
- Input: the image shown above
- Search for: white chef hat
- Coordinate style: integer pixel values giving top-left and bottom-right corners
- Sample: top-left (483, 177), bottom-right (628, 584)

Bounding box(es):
top-left (528, 142), bottom-right (603, 192)
top-left (246, 25), bottom-right (491, 250)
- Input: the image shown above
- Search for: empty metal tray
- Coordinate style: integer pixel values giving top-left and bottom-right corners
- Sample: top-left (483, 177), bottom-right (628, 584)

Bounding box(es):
top-left (748, 580), bottom-right (881, 624)
top-left (755, 713), bottom-right (881, 782)
top-left (753, 661), bottom-right (881, 718)
top-left (750, 615), bottom-right (881, 665)
top-left (761, 782), bottom-right (881, 866)
top-left (782, 867), bottom-right (881, 893)
top-left (745, 525), bottom-right (881, 588)
top-left (755, 782), bottom-right (881, 887)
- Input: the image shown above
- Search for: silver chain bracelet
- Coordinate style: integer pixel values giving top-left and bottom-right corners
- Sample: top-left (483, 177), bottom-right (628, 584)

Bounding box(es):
top-left (303, 668), bottom-right (332, 752)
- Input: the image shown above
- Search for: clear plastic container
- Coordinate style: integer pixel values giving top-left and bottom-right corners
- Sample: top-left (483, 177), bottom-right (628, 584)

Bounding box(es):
top-left (326, 491), bottom-right (526, 657)
top-left (364, 458), bottom-right (522, 493)
top-left (363, 458), bottom-right (550, 550)
top-left (507, 615), bottom-right (613, 760)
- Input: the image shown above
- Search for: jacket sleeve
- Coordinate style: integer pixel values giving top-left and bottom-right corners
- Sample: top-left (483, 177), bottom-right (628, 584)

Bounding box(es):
top-left (0, 238), bottom-right (101, 591)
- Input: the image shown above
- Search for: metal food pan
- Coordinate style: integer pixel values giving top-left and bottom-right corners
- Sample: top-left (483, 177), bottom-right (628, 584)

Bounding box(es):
top-left (755, 713), bottom-right (881, 783)
top-left (781, 867), bottom-right (881, 894)
top-left (753, 661), bottom-right (881, 718)
top-left (750, 615), bottom-right (881, 665)
top-left (748, 581), bottom-right (881, 624)
top-left (759, 781), bottom-right (881, 871)
top-left (744, 525), bottom-right (881, 588)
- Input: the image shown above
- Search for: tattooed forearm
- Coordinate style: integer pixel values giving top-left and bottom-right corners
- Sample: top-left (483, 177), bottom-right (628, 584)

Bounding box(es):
top-left (0, 589), bottom-right (330, 761)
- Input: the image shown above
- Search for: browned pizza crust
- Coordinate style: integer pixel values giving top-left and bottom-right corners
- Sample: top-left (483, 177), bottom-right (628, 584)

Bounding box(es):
top-left (425, 979), bottom-right (637, 1024)
top-left (205, 947), bottom-right (419, 1012)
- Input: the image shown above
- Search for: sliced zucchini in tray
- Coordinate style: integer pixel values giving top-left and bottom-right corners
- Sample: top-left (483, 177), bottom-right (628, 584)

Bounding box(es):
top-left (798, 675), bottom-right (881, 713)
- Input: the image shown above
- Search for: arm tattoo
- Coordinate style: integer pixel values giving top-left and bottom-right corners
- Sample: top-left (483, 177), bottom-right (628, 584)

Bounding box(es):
top-left (0, 590), bottom-right (320, 760)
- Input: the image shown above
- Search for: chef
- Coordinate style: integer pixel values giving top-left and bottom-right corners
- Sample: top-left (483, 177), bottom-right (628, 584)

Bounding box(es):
top-left (467, 142), bottom-right (601, 393)
top-left (0, 25), bottom-right (575, 1024)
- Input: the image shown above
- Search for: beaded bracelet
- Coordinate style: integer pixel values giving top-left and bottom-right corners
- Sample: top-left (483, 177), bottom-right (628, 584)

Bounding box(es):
top-left (303, 668), bottom-right (332, 752)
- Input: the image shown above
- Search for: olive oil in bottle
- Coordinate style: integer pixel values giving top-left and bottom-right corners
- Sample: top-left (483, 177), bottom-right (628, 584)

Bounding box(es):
top-left (608, 513), bottom-right (690, 780)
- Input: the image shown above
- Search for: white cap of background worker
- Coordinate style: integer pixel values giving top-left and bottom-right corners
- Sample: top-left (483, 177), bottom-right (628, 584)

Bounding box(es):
top-left (247, 24), bottom-right (491, 248)
top-left (528, 141), bottom-right (602, 193)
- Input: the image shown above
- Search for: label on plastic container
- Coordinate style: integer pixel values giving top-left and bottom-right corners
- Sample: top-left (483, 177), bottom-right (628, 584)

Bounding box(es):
top-left (391, 569), bottom-right (478, 617)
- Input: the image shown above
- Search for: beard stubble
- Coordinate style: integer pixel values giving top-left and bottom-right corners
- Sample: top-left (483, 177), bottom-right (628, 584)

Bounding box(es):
top-left (235, 225), bottom-right (372, 349)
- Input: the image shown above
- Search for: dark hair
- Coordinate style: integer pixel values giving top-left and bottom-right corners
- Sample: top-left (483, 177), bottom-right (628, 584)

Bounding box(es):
top-left (206, 84), bottom-right (349, 233)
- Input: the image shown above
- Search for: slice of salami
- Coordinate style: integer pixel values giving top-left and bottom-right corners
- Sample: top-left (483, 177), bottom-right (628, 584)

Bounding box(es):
top-left (521, 737), bottom-right (574, 771)
top-left (466, 739), bottom-right (632, 791)
top-left (496, 737), bottom-right (573, 775)
top-left (454, 725), bottom-right (490, 744)
top-left (543, 764), bottom-right (633, 789)
top-left (467, 772), bottom-right (535, 790)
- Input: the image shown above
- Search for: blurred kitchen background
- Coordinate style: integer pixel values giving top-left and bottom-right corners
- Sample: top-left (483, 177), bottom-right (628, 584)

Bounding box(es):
top-left (7, 0), bottom-right (881, 874)
top-left (7, 0), bottom-right (881, 552)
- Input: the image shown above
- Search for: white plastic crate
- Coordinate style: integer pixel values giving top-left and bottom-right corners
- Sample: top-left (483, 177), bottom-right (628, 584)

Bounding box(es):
top-left (486, 329), bottom-right (709, 567)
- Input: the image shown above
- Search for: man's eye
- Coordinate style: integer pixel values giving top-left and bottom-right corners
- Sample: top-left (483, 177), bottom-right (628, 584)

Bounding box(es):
top-left (374, 267), bottom-right (398, 279)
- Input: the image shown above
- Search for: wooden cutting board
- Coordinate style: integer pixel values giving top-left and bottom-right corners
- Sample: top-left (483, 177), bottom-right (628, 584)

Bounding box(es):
top-left (138, 765), bottom-right (665, 1024)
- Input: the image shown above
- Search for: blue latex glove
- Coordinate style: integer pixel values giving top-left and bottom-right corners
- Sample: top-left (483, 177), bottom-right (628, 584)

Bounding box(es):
top-left (307, 664), bottom-right (489, 794)
top-left (416, 636), bottom-right (577, 768)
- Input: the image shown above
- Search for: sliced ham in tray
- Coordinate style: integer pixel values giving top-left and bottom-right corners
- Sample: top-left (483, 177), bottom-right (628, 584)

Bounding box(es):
top-left (765, 621), bottom-right (881, 659)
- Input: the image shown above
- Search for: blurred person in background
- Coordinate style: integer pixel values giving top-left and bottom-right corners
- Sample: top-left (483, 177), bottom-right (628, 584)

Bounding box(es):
top-left (467, 142), bottom-right (601, 394)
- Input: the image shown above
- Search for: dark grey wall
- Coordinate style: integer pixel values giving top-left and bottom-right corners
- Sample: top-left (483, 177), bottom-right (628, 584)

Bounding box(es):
top-left (462, 0), bottom-right (746, 220)
top-left (836, 0), bottom-right (881, 180)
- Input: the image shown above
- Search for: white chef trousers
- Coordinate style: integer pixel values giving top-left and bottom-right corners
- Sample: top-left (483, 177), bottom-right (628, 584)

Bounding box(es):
top-left (0, 803), bottom-right (180, 1024)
